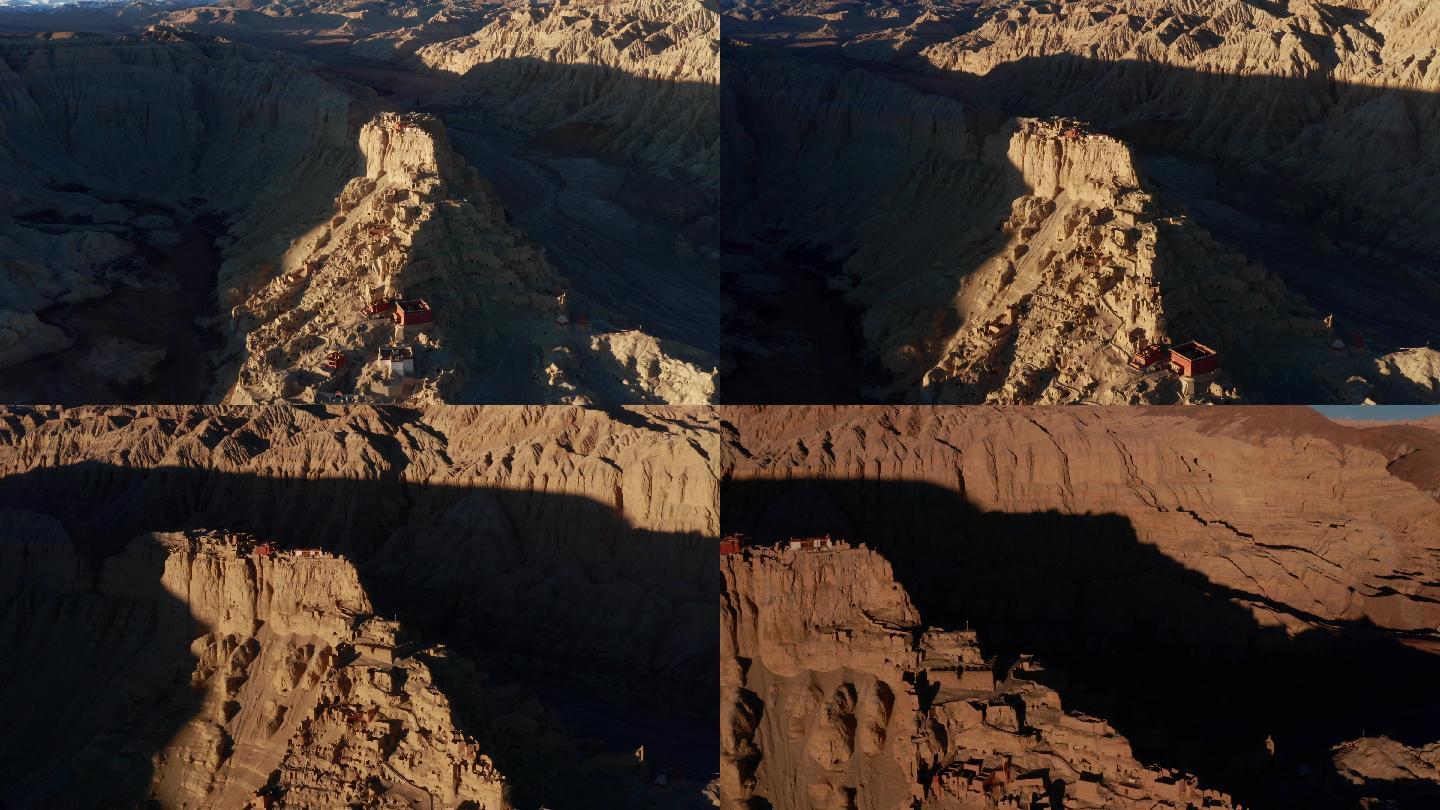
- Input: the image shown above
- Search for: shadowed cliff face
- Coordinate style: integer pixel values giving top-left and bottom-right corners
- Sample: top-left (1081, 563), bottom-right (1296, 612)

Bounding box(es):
top-left (722, 479), bottom-right (1440, 807)
top-left (720, 36), bottom-right (1440, 405)
top-left (718, 406), bottom-right (1440, 807)
top-left (0, 518), bottom-right (189, 807)
top-left (0, 21), bottom-right (720, 405)
top-left (938, 53), bottom-right (1440, 346)
top-left (0, 404), bottom-right (719, 808)
top-left (0, 29), bottom-right (366, 403)
top-left (1, 524), bottom-right (514, 808)
top-left (422, 56), bottom-right (721, 363)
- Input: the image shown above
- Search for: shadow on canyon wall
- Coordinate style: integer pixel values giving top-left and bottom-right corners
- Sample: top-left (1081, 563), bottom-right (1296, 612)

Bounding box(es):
top-left (0, 29), bottom-right (719, 403)
top-left (0, 31), bottom-right (364, 404)
top-left (720, 42), bottom-right (1440, 404)
top-left (418, 56), bottom-right (721, 361)
top-left (0, 451), bottom-right (717, 808)
top-left (258, 44), bottom-right (721, 361)
top-left (722, 476), bottom-right (1440, 809)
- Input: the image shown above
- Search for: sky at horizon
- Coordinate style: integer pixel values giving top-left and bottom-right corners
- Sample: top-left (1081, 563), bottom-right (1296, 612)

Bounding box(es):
top-left (1312, 405), bottom-right (1440, 421)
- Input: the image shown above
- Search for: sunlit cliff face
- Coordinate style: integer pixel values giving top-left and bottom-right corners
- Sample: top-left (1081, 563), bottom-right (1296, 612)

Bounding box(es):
top-left (0, 404), bottom-right (719, 808)
top-left (720, 1), bottom-right (1440, 405)
top-left (718, 404), bottom-right (1440, 809)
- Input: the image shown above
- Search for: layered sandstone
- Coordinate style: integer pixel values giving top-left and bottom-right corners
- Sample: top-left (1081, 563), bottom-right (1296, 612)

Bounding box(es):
top-left (151, 0), bottom-right (494, 60)
top-left (719, 405), bottom-right (1440, 807)
top-left (721, 406), bottom-right (1440, 633)
top-left (418, 0), bottom-right (717, 85)
top-left (723, 49), bottom-right (1408, 404)
top-left (0, 528), bottom-right (509, 807)
top-left (417, 0), bottom-right (720, 184)
top-left (906, 0), bottom-right (1440, 253)
top-left (722, 1), bottom-right (1440, 404)
top-left (722, 543), bottom-right (1240, 809)
top-left (222, 111), bottom-right (564, 405)
top-left (913, 118), bottom-right (1318, 405)
top-left (220, 108), bottom-right (714, 406)
top-left (0, 28), bottom-right (363, 401)
top-left (0, 11), bottom-right (718, 405)
top-left (0, 404), bottom-right (719, 808)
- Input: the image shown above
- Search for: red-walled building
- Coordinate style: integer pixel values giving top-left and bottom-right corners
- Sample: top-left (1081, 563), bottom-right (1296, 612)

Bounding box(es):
top-left (1128, 342), bottom-right (1167, 371)
top-left (1168, 341), bottom-right (1220, 377)
top-left (394, 298), bottom-right (433, 326)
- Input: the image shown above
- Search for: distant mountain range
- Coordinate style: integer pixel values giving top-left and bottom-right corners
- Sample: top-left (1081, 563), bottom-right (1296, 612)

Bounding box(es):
top-left (0, 0), bottom-right (183, 9)
top-left (0, 0), bottom-right (106, 7)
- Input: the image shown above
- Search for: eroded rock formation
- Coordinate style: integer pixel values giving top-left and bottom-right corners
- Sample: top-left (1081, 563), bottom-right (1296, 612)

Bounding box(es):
top-left (0, 404), bottom-right (720, 808)
top-left (722, 1), bottom-right (1440, 404)
top-left (0, 0), bottom-right (720, 405)
top-left (223, 110), bottom-right (567, 405)
top-left (418, 0), bottom-right (720, 184)
top-left (0, 27), bottom-right (362, 402)
top-left (907, 0), bottom-right (1440, 258)
top-left (722, 542), bottom-right (1240, 809)
top-left (719, 405), bottom-right (1440, 807)
top-left (0, 527), bottom-right (509, 807)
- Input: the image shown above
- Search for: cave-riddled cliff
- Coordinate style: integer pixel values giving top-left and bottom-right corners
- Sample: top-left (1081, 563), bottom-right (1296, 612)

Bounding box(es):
top-left (0, 404), bottom-right (719, 808)
top-left (719, 405), bottom-right (1440, 809)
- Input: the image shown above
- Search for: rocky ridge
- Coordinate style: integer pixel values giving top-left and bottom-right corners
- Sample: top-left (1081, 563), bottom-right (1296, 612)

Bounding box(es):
top-left (0, 404), bottom-right (720, 808)
top-left (0, 28), bottom-right (363, 399)
top-left (911, 117), bottom-right (1299, 405)
top-left (143, 0), bottom-right (721, 189)
top-left (721, 406), bottom-right (1440, 634)
top-left (1, 527), bottom-right (510, 808)
top-left (157, 0), bottom-right (724, 184)
top-left (417, 0), bottom-right (720, 184)
top-left (418, 0), bottom-right (716, 85)
top-left (722, 47), bottom-right (1436, 403)
top-left (722, 542), bottom-right (1240, 809)
top-left (722, 1), bottom-right (1440, 404)
top-left (222, 110), bottom-right (570, 405)
top-left (719, 405), bottom-right (1440, 807)
top-left (904, 0), bottom-right (1440, 256)
top-left (0, 22), bottom-right (716, 403)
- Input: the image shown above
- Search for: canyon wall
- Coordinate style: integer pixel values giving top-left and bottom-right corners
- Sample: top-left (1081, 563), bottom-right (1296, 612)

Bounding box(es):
top-left (0, 405), bottom-right (718, 695)
top-left (0, 28), bottom-right (366, 396)
top-left (419, 0), bottom-right (720, 186)
top-left (0, 11), bottom-right (719, 405)
top-left (723, 0), bottom-right (1440, 404)
top-left (222, 110), bottom-right (572, 405)
top-left (0, 404), bottom-right (719, 806)
top-left (722, 543), bottom-right (1242, 809)
top-left (0, 527), bottom-right (510, 807)
top-left (722, 47), bottom-right (1431, 404)
top-left (722, 406), bottom-right (1440, 633)
top-left (911, 0), bottom-right (1440, 258)
top-left (719, 405), bottom-right (1440, 807)
top-left (0, 28), bottom-right (360, 232)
